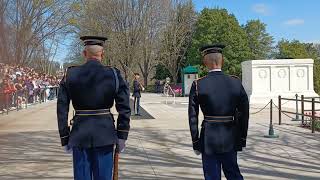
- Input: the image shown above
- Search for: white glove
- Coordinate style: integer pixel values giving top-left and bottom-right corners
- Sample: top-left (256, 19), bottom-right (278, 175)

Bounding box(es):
top-left (194, 150), bottom-right (201, 156)
top-left (117, 139), bottom-right (126, 153)
top-left (64, 145), bottom-right (73, 154)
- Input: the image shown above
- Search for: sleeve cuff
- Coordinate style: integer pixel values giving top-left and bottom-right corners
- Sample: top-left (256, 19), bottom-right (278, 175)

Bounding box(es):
top-left (117, 129), bottom-right (129, 140)
top-left (241, 138), bottom-right (246, 147)
top-left (60, 135), bottom-right (69, 146)
top-left (192, 139), bottom-right (201, 151)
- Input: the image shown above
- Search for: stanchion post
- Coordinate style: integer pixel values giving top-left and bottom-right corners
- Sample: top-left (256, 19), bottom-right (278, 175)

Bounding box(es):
top-left (278, 95), bottom-right (282, 125)
top-left (39, 90), bottom-right (42, 104)
top-left (292, 94), bottom-right (300, 121)
top-left (265, 99), bottom-right (279, 138)
top-left (301, 95), bottom-right (305, 125)
top-left (6, 94), bottom-right (9, 115)
top-left (45, 88), bottom-right (47, 102)
top-left (0, 93), bottom-right (3, 115)
top-left (311, 98), bottom-right (315, 133)
top-left (25, 90), bottom-right (28, 109)
top-left (270, 99), bottom-right (273, 125)
top-left (15, 93), bottom-right (18, 111)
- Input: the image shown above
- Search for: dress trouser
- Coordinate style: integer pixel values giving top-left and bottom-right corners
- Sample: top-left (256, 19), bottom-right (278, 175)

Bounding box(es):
top-left (202, 151), bottom-right (243, 180)
top-left (73, 145), bottom-right (114, 180)
top-left (133, 96), bottom-right (140, 115)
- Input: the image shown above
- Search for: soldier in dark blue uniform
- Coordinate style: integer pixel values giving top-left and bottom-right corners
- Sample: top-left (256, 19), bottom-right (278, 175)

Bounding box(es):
top-left (188, 44), bottom-right (249, 180)
top-left (57, 36), bottom-right (131, 180)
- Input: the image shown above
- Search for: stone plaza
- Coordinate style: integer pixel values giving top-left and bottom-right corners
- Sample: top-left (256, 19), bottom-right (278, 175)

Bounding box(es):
top-left (0, 93), bottom-right (319, 180)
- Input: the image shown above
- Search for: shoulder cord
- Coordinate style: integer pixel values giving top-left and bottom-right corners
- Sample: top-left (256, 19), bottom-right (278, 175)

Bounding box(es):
top-left (63, 68), bottom-right (68, 83)
top-left (112, 68), bottom-right (119, 94)
top-left (195, 80), bottom-right (198, 96)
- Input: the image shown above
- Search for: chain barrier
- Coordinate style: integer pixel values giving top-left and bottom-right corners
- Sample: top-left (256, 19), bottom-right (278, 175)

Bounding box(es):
top-left (250, 99), bottom-right (302, 116)
top-left (251, 100), bottom-right (289, 110)
top-left (250, 101), bottom-right (271, 115)
top-left (281, 100), bottom-right (291, 106)
top-left (250, 106), bottom-right (270, 110)
top-left (272, 101), bottom-right (295, 119)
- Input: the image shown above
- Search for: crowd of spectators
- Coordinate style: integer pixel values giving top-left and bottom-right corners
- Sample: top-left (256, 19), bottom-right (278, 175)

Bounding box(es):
top-left (0, 63), bottom-right (60, 114)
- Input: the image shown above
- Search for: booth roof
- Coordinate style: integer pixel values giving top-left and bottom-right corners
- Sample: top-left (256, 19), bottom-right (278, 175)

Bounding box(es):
top-left (182, 66), bottom-right (198, 74)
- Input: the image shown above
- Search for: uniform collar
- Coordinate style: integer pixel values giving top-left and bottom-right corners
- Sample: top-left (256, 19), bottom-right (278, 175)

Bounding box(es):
top-left (86, 59), bottom-right (102, 65)
top-left (209, 69), bottom-right (222, 73)
top-left (208, 70), bottom-right (224, 76)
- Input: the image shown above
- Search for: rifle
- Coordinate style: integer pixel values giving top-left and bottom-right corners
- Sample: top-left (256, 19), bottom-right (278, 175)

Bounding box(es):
top-left (121, 63), bottom-right (145, 91)
top-left (137, 80), bottom-right (145, 91)
top-left (113, 145), bottom-right (119, 180)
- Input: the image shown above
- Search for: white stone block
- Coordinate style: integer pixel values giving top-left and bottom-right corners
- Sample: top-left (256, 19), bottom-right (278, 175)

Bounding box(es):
top-left (184, 74), bottom-right (198, 96)
top-left (241, 59), bottom-right (319, 105)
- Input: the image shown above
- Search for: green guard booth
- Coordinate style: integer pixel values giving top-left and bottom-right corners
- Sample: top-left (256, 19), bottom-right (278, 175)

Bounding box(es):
top-left (182, 66), bottom-right (199, 96)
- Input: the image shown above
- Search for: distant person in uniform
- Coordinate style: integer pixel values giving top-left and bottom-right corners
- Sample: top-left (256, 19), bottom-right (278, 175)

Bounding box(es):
top-left (57, 36), bottom-right (131, 180)
top-left (155, 80), bottom-right (161, 93)
top-left (132, 73), bottom-right (144, 116)
top-left (188, 44), bottom-right (249, 180)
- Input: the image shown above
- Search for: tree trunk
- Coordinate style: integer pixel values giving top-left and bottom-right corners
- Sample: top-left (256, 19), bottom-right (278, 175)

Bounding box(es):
top-left (143, 72), bottom-right (148, 87)
top-left (172, 73), bottom-right (178, 84)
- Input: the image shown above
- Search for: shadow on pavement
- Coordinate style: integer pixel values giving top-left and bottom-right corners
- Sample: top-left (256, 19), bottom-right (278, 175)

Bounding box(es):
top-left (0, 127), bottom-right (319, 179)
top-left (130, 99), bottom-right (155, 120)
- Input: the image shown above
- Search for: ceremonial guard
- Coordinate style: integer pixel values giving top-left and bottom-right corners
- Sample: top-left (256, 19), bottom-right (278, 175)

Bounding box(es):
top-left (132, 73), bottom-right (144, 116)
top-left (188, 44), bottom-right (249, 180)
top-left (57, 36), bottom-right (131, 180)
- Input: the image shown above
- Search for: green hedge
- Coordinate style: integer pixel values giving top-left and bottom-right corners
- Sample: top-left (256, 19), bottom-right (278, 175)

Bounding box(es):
top-left (145, 85), bottom-right (156, 93)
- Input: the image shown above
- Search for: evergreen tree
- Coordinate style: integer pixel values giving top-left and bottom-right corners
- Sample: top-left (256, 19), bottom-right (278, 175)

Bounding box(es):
top-left (243, 20), bottom-right (274, 59)
top-left (186, 8), bottom-right (251, 76)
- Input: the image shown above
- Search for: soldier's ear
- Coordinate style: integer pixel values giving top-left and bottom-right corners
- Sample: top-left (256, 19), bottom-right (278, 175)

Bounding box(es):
top-left (202, 55), bottom-right (206, 65)
top-left (101, 50), bottom-right (105, 59)
top-left (203, 55), bottom-right (209, 66)
top-left (83, 50), bottom-right (87, 58)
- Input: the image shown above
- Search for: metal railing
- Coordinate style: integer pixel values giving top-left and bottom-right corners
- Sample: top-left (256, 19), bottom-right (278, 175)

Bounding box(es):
top-left (163, 83), bottom-right (176, 104)
top-left (278, 95), bottom-right (320, 133)
top-left (1, 86), bottom-right (59, 115)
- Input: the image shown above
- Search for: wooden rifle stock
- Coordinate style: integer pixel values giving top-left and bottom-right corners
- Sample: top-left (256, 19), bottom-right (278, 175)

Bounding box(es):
top-left (113, 145), bottom-right (119, 180)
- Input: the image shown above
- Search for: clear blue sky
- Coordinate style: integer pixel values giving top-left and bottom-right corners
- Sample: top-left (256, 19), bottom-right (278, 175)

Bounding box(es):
top-left (194, 0), bottom-right (320, 43)
top-left (56, 0), bottom-right (320, 62)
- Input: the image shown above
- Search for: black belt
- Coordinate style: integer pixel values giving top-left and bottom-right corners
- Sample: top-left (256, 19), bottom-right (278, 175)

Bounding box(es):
top-left (75, 109), bottom-right (111, 116)
top-left (204, 116), bottom-right (234, 122)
